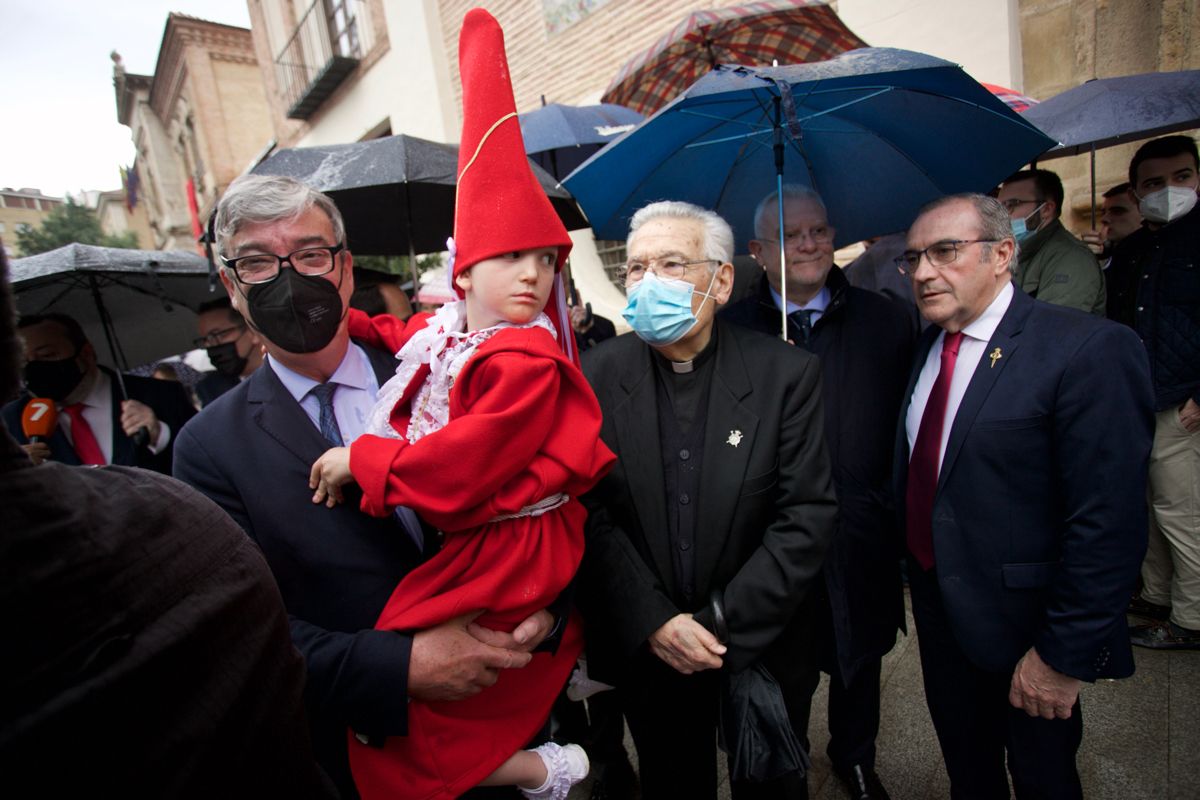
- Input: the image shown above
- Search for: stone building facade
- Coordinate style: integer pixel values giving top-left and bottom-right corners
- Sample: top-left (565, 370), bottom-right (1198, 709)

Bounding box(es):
top-left (114, 14), bottom-right (274, 251)
top-left (0, 189), bottom-right (63, 259)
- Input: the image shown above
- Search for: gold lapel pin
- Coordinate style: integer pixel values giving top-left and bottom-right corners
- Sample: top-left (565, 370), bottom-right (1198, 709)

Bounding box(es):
top-left (989, 347), bottom-right (1003, 368)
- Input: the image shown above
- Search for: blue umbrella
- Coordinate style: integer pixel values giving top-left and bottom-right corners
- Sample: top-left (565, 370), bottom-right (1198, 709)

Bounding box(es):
top-left (518, 101), bottom-right (644, 181)
top-left (564, 47), bottom-right (1057, 253)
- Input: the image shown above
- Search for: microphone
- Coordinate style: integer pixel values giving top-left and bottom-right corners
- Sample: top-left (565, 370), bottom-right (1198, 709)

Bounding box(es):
top-left (21, 398), bottom-right (59, 443)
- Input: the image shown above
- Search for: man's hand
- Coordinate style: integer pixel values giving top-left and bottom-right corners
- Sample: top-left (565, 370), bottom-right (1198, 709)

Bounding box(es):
top-left (408, 613), bottom-right (533, 702)
top-left (1080, 230), bottom-right (1106, 257)
top-left (309, 446), bottom-right (354, 507)
top-left (1179, 398), bottom-right (1200, 432)
top-left (649, 613), bottom-right (727, 675)
top-left (1008, 647), bottom-right (1081, 719)
top-left (20, 441), bottom-right (51, 465)
top-left (119, 399), bottom-right (161, 443)
top-left (467, 609), bottom-right (553, 653)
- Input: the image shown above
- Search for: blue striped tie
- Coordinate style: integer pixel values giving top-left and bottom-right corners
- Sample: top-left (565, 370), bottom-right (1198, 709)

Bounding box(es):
top-left (310, 383), bottom-right (343, 446)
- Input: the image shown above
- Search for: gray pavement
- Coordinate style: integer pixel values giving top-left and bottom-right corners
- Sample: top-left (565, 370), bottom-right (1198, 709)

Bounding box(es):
top-left (572, 590), bottom-right (1199, 799)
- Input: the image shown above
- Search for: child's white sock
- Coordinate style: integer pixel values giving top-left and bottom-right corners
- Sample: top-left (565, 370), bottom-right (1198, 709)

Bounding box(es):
top-left (521, 742), bottom-right (589, 800)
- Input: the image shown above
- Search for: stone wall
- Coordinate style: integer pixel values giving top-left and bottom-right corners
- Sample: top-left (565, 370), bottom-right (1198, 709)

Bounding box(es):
top-left (1018, 0), bottom-right (1200, 232)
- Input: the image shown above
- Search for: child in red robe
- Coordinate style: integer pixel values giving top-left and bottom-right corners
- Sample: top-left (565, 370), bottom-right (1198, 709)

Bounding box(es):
top-left (307, 8), bottom-right (615, 800)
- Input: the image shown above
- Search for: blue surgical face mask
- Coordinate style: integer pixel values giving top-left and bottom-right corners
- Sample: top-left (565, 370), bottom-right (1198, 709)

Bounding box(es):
top-left (622, 270), bottom-right (718, 347)
top-left (1010, 202), bottom-right (1045, 243)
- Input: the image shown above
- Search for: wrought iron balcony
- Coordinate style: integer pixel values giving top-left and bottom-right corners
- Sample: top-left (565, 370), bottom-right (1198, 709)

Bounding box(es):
top-left (275, 0), bottom-right (366, 120)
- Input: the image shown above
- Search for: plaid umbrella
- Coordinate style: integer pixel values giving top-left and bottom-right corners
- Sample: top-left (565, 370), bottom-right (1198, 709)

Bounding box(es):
top-left (601, 0), bottom-right (867, 116)
top-left (982, 82), bottom-right (1039, 113)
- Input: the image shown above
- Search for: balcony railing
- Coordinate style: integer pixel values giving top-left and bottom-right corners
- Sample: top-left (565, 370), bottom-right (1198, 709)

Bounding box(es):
top-left (275, 0), bottom-right (369, 120)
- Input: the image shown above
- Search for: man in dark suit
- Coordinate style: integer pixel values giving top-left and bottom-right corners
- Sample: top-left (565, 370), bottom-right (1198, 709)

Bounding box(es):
top-left (193, 296), bottom-right (263, 407)
top-left (579, 200), bottom-right (837, 800)
top-left (721, 185), bottom-right (914, 800)
top-left (173, 174), bottom-right (554, 798)
top-left (2, 312), bottom-right (195, 474)
top-left (896, 193), bottom-right (1153, 799)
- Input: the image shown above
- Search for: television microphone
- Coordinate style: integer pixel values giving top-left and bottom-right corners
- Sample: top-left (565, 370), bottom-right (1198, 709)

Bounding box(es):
top-left (21, 398), bottom-right (58, 443)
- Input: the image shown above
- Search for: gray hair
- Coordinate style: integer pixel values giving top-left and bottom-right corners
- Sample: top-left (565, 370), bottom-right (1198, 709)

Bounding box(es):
top-left (916, 193), bottom-right (1019, 274)
top-left (214, 174), bottom-right (346, 258)
top-left (628, 200), bottom-right (734, 265)
top-left (753, 184), bottom-right (827, 239)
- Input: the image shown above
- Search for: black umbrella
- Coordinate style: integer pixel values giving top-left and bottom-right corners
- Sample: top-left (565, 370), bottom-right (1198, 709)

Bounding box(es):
top-left (1023, 70), bottom-right (1200, 158)
top-left (249, 133), bottom-right (590, 290)
top-left (10, 243), bottom-right (216, 371)
top-left (518, 100), bottom-right (643, 181)
top-left (1021, 70), bottom-right (1200, 225)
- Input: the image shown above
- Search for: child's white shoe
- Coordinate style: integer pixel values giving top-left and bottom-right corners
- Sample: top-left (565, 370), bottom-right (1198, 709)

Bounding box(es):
top-left (521, 742), bottom-right (589, 800)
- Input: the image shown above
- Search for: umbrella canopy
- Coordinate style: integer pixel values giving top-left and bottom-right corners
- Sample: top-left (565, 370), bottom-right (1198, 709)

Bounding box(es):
top-left (1022, 70), bottom-right (1200, 159)
top-left (601, 0), bottom-right (866, 117)
top-left (518, 102), bottom-right (644, 181)
top-left (11, 243), bottom-right (217, 370)
top-left (983, 82), bottom-right (1038, 113)
top-left (565, 48), bottom-right (1057, 251)
top-left (249, 133), bottom-right (589, 257)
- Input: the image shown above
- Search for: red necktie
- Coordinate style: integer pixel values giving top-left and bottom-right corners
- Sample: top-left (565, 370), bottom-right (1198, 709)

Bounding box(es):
top-left (64, 403), bottom-right (106, 466)
top-left (906, 331), bottom-right (964, 571)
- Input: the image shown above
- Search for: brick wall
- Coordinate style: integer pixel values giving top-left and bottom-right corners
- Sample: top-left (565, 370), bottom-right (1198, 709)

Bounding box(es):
top-left (437, 0), bottom-right (750, 118)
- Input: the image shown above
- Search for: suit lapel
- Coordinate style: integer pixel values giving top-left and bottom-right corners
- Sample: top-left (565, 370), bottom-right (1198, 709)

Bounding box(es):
top-left (936, 289), bottom-right (1031, 492)
top-left (696, 326), bottom-right (757, 592)
top-left (611, 343), bottom-right (675, 594)
top-left (248, 364), bottom-right (331, 470)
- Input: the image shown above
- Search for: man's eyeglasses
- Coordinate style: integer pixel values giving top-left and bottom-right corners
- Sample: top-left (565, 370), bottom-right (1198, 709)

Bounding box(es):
top-left (999, 197), bottom-right (1041, 212)
top-left (221, 243), bottom-right (345, 285)
top-left (621, 258), bottom-right (716, 284)
top-left (193, 325), bottom-right (246, 349)
top-left (895, 239), bottom-right (998, 275)
top-left (761, 226), bottom-right (833, 246)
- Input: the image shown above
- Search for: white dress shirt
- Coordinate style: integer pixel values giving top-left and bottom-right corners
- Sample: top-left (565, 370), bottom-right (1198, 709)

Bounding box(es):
top-left (905, 282), bottom-right (1014, 470)
top-left (59, 370), bottom-right (172, 463)
top-left (769, 284), bottom-right (831, 324)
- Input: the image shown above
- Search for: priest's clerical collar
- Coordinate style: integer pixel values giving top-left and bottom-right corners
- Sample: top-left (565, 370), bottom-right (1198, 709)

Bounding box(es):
top-left (654, 324), bottom-right (718, 374)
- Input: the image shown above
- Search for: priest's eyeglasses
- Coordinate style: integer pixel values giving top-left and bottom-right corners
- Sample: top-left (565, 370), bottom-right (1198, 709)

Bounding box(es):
top-left (895, 239), bottom-right (998, 275)
top-left (621, 258), bottom-right (717, 285)
top-left (222, 243), bottom-right (345, 285)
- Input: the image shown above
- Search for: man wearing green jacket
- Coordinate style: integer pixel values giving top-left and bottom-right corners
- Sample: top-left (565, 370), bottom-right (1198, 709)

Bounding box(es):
top-left (997, 169), bottom-right (1106, 315)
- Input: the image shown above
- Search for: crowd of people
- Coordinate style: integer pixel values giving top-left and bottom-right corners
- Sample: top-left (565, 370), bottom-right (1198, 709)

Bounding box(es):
top-left (3, 8), bottom-right (1197, 800)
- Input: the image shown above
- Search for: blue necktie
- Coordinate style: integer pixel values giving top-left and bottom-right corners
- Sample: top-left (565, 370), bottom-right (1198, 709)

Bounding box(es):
top-left (788, 309), bottom-right (816, 349)
top-left (310, 383), bottom-right (343, 446)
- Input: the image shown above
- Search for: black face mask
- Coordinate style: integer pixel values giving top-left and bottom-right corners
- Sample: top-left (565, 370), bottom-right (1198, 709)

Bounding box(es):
top-left (245, 268), bottom-right (346, 354)
top-left (24, 353), bottom-right (85, 401)
top-left (206, 341), bottom-right (248, 378)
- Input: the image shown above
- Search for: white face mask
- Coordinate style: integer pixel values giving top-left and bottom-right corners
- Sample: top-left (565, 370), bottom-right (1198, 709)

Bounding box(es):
top-left (1138, 185), bottom-right (1199, 224)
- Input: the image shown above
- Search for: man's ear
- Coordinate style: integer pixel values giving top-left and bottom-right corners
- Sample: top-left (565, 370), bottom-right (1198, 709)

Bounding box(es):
top-left (992, 238), bottom-right (1016, 275)
top-left (79, 341), bottom-right (98, 370)
top-left (747, 239), bottom-right (765, 265)
top-left (713, 262), bottom-right (736, 305)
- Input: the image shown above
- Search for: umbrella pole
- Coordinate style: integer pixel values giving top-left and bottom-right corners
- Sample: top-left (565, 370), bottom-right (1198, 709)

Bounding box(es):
top-left (89, 275), bottom-right (148, 446)
top-left (88, 275), bottom-right (129, 375)
top-left (774, 97), bottom-right (787, 342)
top-left (404, 184), bottom-right (421, 297)
top-left (1090, 144), bottom-right (1097, 229)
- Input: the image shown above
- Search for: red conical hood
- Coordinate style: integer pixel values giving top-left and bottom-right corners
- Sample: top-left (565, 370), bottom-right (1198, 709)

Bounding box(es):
top-left (453, 8), bottom-right (572, 285)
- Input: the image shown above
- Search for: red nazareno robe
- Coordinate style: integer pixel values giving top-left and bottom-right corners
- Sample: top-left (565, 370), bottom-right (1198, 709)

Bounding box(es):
top-left (343, 308), bottom-right (614, 799)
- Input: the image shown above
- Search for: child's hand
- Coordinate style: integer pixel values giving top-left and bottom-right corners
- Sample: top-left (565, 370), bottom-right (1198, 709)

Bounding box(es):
top-left (310, 447), bottom-right (354, 508)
